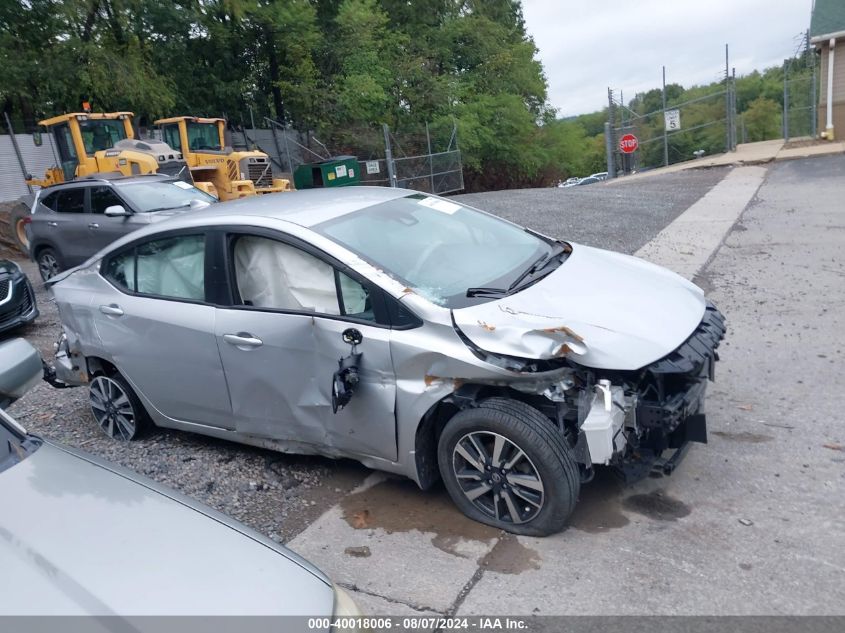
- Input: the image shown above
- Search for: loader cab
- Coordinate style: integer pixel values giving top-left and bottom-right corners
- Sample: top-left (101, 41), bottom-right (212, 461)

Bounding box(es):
top-left (40, 112), bottom-right (135, 181)
top-left (157, 117), bottom-right (226, 156)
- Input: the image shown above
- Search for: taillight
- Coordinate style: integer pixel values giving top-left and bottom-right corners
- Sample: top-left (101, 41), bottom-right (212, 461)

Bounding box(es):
top-left (23, 217), bottom-right (32, 224)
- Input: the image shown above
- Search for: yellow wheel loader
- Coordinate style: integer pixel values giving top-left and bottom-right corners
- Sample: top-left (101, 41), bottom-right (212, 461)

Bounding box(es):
top-left (11, 112), bottom-right (193, 251)
top-left (155, 116), bottom-right (292, 201)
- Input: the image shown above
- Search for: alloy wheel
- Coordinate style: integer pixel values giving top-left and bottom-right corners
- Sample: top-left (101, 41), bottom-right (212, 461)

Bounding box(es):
top-left (38, 253), bottom-right (59, 281)
top-left (452, 431), bottom-right (545, 525)
top-left (89, 376), bottom-right (137, 441)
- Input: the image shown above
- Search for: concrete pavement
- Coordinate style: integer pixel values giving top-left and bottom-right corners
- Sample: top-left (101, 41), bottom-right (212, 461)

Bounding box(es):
top-left (609, 138), bottom-right (845, 183)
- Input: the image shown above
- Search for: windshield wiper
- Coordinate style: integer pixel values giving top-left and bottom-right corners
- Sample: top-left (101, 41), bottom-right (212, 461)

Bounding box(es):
top-left (466, 286), bottom-right (507, 298)
top-left (506, 251), bottom-right (551, 293)
top-left (145, 203), bottom-right (191, 213)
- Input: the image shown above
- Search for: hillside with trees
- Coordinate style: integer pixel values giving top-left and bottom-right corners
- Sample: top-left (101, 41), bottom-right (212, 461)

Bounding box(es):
top-left (0, 0), bottom-right (810, 191)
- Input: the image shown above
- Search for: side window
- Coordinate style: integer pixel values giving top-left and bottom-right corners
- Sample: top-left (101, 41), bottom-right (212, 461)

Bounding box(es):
top-left (162, 125), bottom-right (182, 152)
top-left (103, 249), bottom-right (136, 292)
top-left (337, 272), bottom-right (375, 321)
top-left (136, 235), bottom-right (205, 300)
top-left (54, 189), bottom-right (86, 214)
top-left (103, 235), bottom-right (205, 300)
top-left (233, 235), bottom-right (340, 314)
top-left (90, 186), bottom-right (124, 215)
top-left (39, 192), bottom-right (58, 211)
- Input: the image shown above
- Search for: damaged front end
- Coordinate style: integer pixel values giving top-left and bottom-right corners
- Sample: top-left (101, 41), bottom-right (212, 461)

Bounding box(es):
top-left (453, 302), bottom-right (726, 482)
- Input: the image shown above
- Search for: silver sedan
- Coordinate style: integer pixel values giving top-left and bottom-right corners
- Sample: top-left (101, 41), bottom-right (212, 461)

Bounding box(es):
top-left (47, 187), bottom-right (724, 536)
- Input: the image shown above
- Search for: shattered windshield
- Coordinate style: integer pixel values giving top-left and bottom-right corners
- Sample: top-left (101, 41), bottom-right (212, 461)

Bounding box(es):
top-left (314, 194), bottom-right (552, 308)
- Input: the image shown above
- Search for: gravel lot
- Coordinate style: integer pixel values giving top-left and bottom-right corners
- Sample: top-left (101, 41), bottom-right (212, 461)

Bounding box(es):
top-left (4, 167), bottom-right (727, 543)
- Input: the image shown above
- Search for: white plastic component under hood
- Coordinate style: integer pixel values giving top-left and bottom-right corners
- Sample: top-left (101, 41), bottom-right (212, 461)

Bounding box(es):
top-left (453, 244), bottom-right (706, 371)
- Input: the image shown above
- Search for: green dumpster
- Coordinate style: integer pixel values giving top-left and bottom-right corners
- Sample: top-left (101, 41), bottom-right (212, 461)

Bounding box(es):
top-left (293, 156), bottom-right (360, 189)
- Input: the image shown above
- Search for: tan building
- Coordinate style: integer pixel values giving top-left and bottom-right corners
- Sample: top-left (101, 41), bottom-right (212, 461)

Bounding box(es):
top-left (811, 0), bottom-right (845, 139)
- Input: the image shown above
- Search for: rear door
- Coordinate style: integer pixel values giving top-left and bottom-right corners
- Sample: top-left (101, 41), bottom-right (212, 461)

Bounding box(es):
top-left (212, 230), bottom-right (398, 461)
top-left (48, 187), bottom-right (92, 266)
top-left (95, 231), bottom-right (233, 428)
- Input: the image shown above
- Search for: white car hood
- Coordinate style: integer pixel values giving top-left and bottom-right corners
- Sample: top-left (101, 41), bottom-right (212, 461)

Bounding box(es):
top-left (453, 243), bottom-right (706, 371)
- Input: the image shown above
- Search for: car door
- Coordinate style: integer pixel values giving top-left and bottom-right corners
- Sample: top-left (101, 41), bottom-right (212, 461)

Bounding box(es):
top-left (96, 231), bottom-right (233, 428)
top-left (47, 187), bottom-right (92, 266)
top-left (212, 230), bottom-right (398, 461)
top-left (87, 185), bottom-right (138, 251)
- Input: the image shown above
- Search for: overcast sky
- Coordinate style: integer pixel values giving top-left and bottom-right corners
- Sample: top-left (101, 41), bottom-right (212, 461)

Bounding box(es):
top-left (522, 0), bottom-right (814, 116)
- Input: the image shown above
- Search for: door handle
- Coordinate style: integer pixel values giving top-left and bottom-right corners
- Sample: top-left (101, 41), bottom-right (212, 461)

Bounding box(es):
top-left (223, 333), bottom-right (263, 348)
top-left (47, 221), bottom-right (58, 227)
top-left (99, 304), bottom-right (124, 317)
top-left (88, 222), bottom-right (100, 229)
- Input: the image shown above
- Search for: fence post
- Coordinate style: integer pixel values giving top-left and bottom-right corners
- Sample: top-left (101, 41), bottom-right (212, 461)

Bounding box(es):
top-left (662, 66), bottom-right (669, 167)
top-left (3, 112), bottom-right (33, 194)
top-left (725, 44), bottom-right (731, 152)
top-left (811, 53), bottom-right (818, 136)
top-left (382, 123), bottom-right (397, 188)
top-left (783, 61), bottom-right (790, 141)
top-left (606, 88), bottom-right (616, 178)
top-left (425, 122), bottom-right (434, 193)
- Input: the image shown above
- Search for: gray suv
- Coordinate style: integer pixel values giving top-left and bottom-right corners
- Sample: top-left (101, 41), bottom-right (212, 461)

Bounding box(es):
top-left (27, 175), bottom-right (216, 281)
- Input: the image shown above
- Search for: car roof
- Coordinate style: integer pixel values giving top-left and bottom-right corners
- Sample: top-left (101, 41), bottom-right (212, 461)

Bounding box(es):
top-left (176, 185), bottom-right (414, 228)
top-left (40, 174), bottom-right (173, 192)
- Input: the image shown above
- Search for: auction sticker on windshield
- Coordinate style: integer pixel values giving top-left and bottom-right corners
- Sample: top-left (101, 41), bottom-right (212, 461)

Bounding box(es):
top-left (419, 197), bottom-right (461, 214)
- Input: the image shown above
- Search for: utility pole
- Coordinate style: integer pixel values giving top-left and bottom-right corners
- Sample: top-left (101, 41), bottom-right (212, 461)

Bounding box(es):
top-left (662, 66), bottom-right (669, 167)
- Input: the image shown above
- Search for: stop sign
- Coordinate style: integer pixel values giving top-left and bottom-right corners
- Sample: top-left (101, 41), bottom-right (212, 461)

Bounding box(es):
top-left (619, 133), bottom-right (638, 154)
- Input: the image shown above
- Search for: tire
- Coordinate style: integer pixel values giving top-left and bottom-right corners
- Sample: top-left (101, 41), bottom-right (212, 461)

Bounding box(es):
top-left (9, 205), bottom-right (30, 253)
top-left (88, 372), bottom-right (151, 441)
top-left (36, 247), bottom-right (62, 281)
top-left (437, 397), bottom-right (580, 536)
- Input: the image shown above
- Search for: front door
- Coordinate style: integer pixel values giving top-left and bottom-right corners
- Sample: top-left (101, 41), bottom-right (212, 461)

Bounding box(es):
top-left (87, 185), bottom-right (137, 251)
top-left (214, 232), bottom-right (397, 461)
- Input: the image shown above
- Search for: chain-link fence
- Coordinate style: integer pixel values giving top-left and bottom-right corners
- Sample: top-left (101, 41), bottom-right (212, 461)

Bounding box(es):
top-left (783, 51), bottom-right (817, 141)
top-left (608, 87), bottom-right (731, 174)
top-left (247, 119), bottom-right (464, 195)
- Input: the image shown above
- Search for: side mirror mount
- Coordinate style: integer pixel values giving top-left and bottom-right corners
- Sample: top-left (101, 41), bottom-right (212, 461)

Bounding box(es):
top-left (0, 339), bottom-right (43, 410)
top-left (104, 204), bottom-right (129, 217)
top-left (189, 198), bottom-right (211, 210)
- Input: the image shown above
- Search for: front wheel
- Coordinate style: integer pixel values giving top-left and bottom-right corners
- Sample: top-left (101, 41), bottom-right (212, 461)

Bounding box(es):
top-left (438, 398), bottom-right (580, 536)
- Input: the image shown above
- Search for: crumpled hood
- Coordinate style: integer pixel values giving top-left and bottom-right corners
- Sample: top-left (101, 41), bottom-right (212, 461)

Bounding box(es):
top-left (453, 243), bottom-right (706, 371)
top-left (0, 441), bottom-right (333, 615)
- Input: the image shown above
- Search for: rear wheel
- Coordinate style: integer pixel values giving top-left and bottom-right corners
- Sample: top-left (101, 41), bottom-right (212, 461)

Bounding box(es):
top-left (438, 397), bottom-right (580, 536)
top-left (36, 247), bottom-right (61, 281)
top-left (89, 373), bottom-right (150, 441)
top-left (9, 206), bottom-right (30, 252)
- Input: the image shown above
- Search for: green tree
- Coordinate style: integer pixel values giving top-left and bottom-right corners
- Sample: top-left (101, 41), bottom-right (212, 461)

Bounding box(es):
top-left (743, 96), bottom-right (782, 141)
